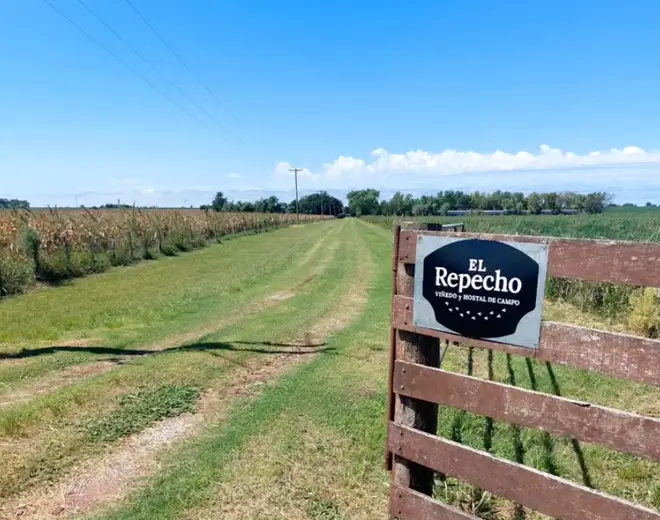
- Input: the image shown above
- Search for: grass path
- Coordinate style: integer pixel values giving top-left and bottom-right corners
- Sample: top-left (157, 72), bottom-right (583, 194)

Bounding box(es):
top-left (0, 218), bottom-right (376, 518)
top-left (80, 220), bottom-right (393, 520)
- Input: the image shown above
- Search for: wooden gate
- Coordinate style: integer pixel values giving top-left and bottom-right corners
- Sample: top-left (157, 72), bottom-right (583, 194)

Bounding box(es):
top-left (385, 223), bottom-right (660, 520)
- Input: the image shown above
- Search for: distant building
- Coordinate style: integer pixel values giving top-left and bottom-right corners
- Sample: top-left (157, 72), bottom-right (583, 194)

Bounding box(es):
top-left (444, 209), bottom-right (580, 217)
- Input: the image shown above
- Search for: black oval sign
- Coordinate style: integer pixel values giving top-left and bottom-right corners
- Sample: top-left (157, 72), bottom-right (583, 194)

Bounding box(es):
top-left (422, 238), bottom-right (540, 340)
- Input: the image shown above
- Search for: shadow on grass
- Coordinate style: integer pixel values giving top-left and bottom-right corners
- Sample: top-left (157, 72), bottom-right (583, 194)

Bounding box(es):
top-left (436, 349), bottom-right (596, 518)
top-left (524, 358), bottom-right (558, 477)
top-left (450, 347), bottom-right (474, 444)
top-left (0, 340), bottom-right (332, 361)
top-left (505, 353), bottom-right (527, 520)
top-left (545, 361), bottom-right (593, 488)
top-left (484, 349), bottom-right (494, 452)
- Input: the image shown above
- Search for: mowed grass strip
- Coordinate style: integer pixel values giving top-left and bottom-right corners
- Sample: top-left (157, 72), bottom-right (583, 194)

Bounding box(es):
top-left (0, 220), bottom-right (363, 502)
top-left (87, 220), bottom-right (391, 520)
top-left (93, 220), bottom-right (660, 520)
top-left (0, 221), bottom-right (340, 389)
top-left (0, 220), bottom-right (334, 347)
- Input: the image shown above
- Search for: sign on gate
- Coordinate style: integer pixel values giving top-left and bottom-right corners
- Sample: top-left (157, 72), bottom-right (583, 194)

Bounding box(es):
top-left (386, 223), bottom-right (660, 520)
top-left (413, 235), bottom-right (549, 348)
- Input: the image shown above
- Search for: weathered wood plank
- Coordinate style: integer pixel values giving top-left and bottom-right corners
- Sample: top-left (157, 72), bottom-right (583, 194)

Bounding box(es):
top-left (386, 224), bottom-right (402, 471)
top-left (394, 361), bottom-right (660, 460)
top-left (392, 295), bottom-right (660, 386)
top-left (397, 229), bottom-right (660, 287)
top-left (388, 422), bottom-right (660, 520)
top-left (389, 485), bottom-right (478, 520)
top-left (392, 248), bottom-right (440, 495)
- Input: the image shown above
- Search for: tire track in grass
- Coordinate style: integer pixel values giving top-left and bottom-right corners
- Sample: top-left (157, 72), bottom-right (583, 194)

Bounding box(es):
top-left (0, 221), bottom-right (368, 519)
top-left (182, 220), bottom-right (390, 520)
top-left (0, 362), bottom-right (118, 409)
top-left (0, 223), bottom-right (345, 410)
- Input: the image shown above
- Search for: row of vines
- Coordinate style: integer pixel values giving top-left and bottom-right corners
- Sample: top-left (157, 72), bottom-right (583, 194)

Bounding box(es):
top-left (0, 208), bottom-right (323, 297)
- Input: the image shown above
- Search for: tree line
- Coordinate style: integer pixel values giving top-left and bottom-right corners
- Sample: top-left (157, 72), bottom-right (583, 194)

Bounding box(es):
top-left (0, 190), bottom-right (630, 215)
top-left (202, 191), bottom-right (344, 216)
top-left (345, 190), bottom-right (612, 217)
top-left (0, 198), bottom-right (30, 209)
top-left (201, 190), bottom-right (615, 217)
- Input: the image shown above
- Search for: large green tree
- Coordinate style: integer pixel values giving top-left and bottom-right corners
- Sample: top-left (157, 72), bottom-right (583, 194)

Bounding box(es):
top-left (297, 192), bottom-right (343, 215)
top-left (211, 192), bottom-right (227, 212)
top-left (346, 189), bottom-right (380, 216)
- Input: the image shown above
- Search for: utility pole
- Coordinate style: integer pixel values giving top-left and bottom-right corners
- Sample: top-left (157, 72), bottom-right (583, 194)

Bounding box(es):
top-left (317, 190), bottom-right (324, 217)
top-left (289, 167), bottom-right (302, 221)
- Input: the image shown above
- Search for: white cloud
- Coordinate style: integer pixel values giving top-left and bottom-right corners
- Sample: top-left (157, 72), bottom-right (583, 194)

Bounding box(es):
top-left (316, 144), bottom-right (660, 181)
top-left (263, 144), bottom-right (660, 203)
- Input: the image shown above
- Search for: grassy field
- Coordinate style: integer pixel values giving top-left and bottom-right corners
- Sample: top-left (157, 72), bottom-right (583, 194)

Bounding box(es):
top-left (0, 217), bottom-right (659, 519)
top-left (363, 211), bottom-right (660, 241)
top-left (365, 213), bottom-right (660, 338)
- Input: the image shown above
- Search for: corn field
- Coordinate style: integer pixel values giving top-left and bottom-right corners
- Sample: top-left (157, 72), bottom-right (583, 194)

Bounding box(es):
top-left (0, 208), bottom-right (322, 297)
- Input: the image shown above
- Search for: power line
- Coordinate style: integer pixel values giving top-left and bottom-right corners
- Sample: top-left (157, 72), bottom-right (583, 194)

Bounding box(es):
top-left (41, 0), bottom-right (222, 137)
top-left (123, 0), bottom-right (283, 166)
top-left (123, 0), bottom-right (238, 123)
top-left (76, 0), bottom-right (233, 137)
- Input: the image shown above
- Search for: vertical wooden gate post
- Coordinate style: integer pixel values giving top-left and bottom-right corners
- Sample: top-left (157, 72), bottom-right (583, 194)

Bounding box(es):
top-left (392, 329), bottom-right (439, 495)
top-left (387, 223), bottom-right (440, 496)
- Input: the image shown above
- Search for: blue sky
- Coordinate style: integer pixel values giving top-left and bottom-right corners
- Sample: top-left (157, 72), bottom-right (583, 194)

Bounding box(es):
top-left (2, 0), bottom-right (660, 207)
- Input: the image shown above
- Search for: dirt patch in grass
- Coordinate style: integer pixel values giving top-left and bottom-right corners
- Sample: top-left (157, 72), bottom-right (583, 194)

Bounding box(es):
top-left (3, 411), bottom-right (204, 519)
top-left (0, 361), bottom-right (117, 409)
top-left (266, 291), bottom-right (296, 302)
top-left (0, 344), bottom-right (328, 519)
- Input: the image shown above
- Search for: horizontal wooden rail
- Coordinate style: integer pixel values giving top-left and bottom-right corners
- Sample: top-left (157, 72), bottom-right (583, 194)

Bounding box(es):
top-left (392, 295), bottom-right (660, 386)
top-left (394, 361), bottom-right (660, 461)
top-left (397, 229), bottom-right (660, 287)
top-left (388, 422), bottom-right (660, 520)
top-left (390, 485), bottom-right (478, 520)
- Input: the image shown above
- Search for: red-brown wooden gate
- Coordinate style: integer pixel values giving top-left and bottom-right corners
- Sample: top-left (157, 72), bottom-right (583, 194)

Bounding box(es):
top-left (385, 223), bottom-right (660, 520)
